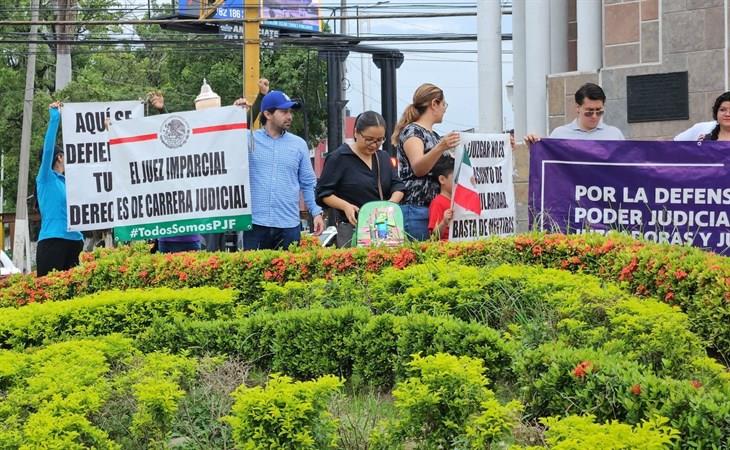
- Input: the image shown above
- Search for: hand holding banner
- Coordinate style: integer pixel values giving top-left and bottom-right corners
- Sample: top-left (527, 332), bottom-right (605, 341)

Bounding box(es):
top-left (61, 101), bottom-right (144, 231)
top-left (449, 133), bottom-right (517, 242)
top-left (107, 106), bottom-right (252, 241)
top-left (528, 139), bottom-right (730, 253)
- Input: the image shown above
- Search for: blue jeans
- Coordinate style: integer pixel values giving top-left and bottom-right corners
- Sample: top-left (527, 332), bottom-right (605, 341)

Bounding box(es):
top-left (242, 224), bottom-right (301, 250)
top-left (158, 240), bottom-right (202, 254)
top-left (401, 204), bottom-right (430, 241)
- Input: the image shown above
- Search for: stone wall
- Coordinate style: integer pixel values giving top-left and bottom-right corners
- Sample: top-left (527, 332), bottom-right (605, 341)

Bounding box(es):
top-left (545, 0), bottom-right (727, 140)
top-left (601, 0), bottom-right (727, 139)
top-left (514, 0), bottom-right (728, 231)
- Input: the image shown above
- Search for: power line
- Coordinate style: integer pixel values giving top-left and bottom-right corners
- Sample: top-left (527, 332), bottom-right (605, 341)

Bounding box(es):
top-left (0, 3), bottom-right (480, 13)
top-left (0, 10), bottom-right (476, 26)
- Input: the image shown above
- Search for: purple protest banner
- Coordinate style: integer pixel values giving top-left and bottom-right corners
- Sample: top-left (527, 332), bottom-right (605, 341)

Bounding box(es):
top-left (528, 139), bottom-right (730, 254)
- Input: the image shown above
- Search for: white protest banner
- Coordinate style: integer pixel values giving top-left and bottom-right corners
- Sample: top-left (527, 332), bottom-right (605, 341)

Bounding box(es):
top-left (61, 101), bottom-right (144, 231)
top-left (108, 106), bottom-right (252, 241)
top-left (449, 133), bottom-right (516, 242)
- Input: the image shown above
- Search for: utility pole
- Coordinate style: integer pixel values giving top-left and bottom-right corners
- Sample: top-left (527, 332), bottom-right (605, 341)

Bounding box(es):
top-left (1, 151), bottom-right (4, 250)
top-left (339, 0), bottom-right (348, 140)
top-left (55, 0), bottom-right (76, 90)
top-left (243, 0), bottom-right (260, 109)
top-left (477, 0), bottom-right (502, 133)
top-left (196, 0), bottom-right (259, 122)
top-left (13, 0), bottom-right (40, 273)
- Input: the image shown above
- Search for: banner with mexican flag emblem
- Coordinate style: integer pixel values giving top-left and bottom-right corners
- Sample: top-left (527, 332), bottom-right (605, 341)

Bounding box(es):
top-left (453, 150), bottom-right (482, 216)
top-left (108, 106), bottom-right (252, 241)
top-left (449, 133), bottom-right (516, 242)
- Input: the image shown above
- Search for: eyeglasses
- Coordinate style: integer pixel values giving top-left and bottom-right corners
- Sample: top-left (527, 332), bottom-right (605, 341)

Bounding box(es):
top-left (582, 109), bottom-right (605, 117)
top-left (359, 133), bottom-right (386, 146)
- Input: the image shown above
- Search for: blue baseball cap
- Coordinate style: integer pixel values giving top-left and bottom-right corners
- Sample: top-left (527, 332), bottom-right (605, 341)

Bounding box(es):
top-left (261, 90), bottom-right (301, 111)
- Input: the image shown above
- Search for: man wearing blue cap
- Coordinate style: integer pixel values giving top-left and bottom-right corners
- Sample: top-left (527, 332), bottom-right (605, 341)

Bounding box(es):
top-left (243, 90), bottom-right (325, 250)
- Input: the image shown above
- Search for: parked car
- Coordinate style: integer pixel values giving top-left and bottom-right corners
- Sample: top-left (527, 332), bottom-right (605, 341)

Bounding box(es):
top-left (0, 250), bottom-right (20, 277)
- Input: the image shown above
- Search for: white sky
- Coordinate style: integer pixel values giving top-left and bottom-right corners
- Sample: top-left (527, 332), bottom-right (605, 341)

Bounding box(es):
top-left (123, 0), bottom-right (514, 132)
top-left (340, 0), bottom-right (514, 133)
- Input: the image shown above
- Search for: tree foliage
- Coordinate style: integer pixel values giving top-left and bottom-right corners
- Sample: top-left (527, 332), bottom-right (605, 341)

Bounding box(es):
top-left (0, 0), bottom-right (328, 213)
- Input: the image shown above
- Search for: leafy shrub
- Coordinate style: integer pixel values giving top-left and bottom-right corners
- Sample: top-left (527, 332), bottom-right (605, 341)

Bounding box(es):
top-left (0, 335), bottom-right (135, 449)
top-left (0, 287), bottom-right (236, 349)
top-left (371, 353), bottom-right (521, 449)
top-left (513, 342), bottom-right (730, 447)
top-left (513, 415), bottom-right (679, 449)
top-left (262, 263), bottom-right (705, 379)
top-left (224, 374), bottom-right (343, 449)
top-left (3, 233), bottom-right (728, 357)
top-left (136, 306), bottom-right (510, 390)
top-left (119, 353), bottom-right (197, 447)
top-left (603, 298), bottom-right (704, 376)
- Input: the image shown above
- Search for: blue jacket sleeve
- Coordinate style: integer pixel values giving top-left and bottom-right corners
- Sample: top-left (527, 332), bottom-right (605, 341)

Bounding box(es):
top-left (298, 142), bottom-right (323, 217)
top-left (37, 107), bottom-right (60, 181)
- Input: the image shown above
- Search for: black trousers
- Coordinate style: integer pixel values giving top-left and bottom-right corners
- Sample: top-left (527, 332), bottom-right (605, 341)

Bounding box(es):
top-left (36, 238), bottom-right (84, 277)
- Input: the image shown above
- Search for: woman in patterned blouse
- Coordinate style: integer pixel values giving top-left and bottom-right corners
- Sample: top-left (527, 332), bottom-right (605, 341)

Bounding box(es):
top-left (391, 83), bottom-right (461, 240)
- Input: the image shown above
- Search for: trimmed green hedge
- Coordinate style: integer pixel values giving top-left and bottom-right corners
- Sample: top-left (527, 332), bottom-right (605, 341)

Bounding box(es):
top-left (2, 233), bottom-right (727, 357)
top-left (136, 305), bottom-right (511, 390)
top-left (259, 263), bottom-right (706, 379)
top-left (0, 287), bottom-right (236, 349)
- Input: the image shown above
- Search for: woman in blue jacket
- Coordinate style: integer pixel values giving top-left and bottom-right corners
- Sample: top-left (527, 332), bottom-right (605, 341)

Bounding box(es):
top-left (36, 102), bottom-right (84, 276)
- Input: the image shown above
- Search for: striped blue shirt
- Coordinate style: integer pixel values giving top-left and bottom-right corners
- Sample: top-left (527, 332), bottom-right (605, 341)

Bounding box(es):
top-left (249, 128), bottom-right (322, 228)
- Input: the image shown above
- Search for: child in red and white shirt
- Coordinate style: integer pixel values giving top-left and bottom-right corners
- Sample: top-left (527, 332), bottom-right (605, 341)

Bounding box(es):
top-left (428, 156), bottom-right (455, 241)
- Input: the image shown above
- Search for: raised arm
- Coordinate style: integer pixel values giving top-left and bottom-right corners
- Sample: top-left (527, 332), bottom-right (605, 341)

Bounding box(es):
top-left (38, 102), bottom-right (61, 180)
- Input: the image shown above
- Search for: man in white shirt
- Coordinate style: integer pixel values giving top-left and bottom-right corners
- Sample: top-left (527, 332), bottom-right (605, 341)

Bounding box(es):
top-left (526, 83), bottom-right (625, 143)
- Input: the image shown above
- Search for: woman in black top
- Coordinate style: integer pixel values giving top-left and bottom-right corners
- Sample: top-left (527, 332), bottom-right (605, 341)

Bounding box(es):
top-left (316, 111), bottom-right (405, 247)
top-left (706, 91), bottom-right (730, 141)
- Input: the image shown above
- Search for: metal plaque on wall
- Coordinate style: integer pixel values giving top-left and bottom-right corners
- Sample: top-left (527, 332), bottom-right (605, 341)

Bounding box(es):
top-left (626, 72), bottom-right (689, 123)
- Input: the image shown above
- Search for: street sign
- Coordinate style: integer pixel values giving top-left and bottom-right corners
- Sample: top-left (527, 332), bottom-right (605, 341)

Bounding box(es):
top-left (178, 0), bottom-right (321, 32)
top-left (219, 24), bottom-right (279, 48)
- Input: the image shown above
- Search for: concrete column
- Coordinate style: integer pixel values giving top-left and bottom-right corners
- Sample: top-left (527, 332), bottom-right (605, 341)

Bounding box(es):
top-left (512, 0), bottom-right (527, 140)
top-left (576, 0), bottom-right (602, 71)
top-left (373, 52), bottom-right (405, 156)
top-left (550, 0), bottom-right (569, 73)
top-left (525, 0), bottom-right (550, 135)
top-left (477, 0), bottom-right (503, 133)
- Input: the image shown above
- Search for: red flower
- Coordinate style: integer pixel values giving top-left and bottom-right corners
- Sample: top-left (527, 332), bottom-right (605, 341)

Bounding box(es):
top-left (119, 265), bottom-right (128, 273)
top-left (619, 257), bottom-right (638, 281)
top-left (138, 270), bottom-right (148, 279)
top-left (207, 256), bottom-right (221, 270)
top-left (514, 236), bottom-right (534, 251)
top-left (393, 248), bottom-right (417, 270)
top-left (630, 384), bottom-right (642, 395)
top-left (674, 269), bottom-right (688, 281)
top-left (690, 379), bottom-right (703, 389)
top-left (573, 360), bottom-right (593, 378)
top-left (178, 271), bottom-right (188, 281)
top-left (80, 252), bottom-right (95, 263)
top-left (664, 291), bottom-right (675, 302)
top-left (531, 245), bottom-right (543, 257)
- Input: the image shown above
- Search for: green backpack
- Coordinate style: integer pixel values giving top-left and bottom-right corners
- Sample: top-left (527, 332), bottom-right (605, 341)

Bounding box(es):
top-left (353, 200), bottom-right (405, 247)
